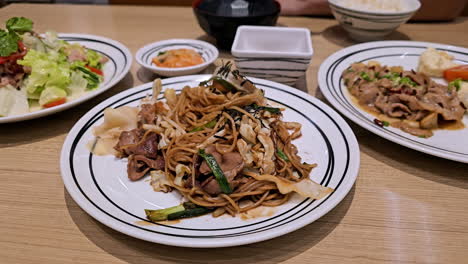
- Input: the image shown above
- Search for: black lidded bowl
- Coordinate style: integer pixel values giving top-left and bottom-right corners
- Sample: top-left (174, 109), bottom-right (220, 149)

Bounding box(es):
top-left (193, 0), bottom-right (281, 50)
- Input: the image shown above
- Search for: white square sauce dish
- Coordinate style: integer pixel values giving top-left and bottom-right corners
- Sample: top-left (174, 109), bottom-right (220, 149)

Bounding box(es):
top-left (231, 26), bottom-right (313, 86)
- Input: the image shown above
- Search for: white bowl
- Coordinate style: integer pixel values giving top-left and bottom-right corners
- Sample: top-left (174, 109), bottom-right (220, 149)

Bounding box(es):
top-left (136, 39), bottom-right (219, 77)
top-left (231, 26), bottom-right (313, 86)
top-left (328, 0), bottom-right (421, 41)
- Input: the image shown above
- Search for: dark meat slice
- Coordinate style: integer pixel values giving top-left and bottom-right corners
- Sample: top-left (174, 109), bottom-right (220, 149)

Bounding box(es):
top-left (378, 78), bottom-right (393, 89)
top-left (114, 130), bottom-right (159, 159)
top-left (127, 155), bottom-right (150, 181)
top-left (420, 93), bottom-right (465, 121)
top-left (358, 83), bottom-right (380, 105)
top-left (199, 145), bottom-right (245, 195)
top-left (127, 154), bottom-right (165, 181)
top-left (133, 132), bottom-right (159, 159)
top-left (139, 103), bottom-right (157, 125)
top-left (387, 103), bottom-right (411, 118)
top-left (114, 128), bottom-right (144, 157)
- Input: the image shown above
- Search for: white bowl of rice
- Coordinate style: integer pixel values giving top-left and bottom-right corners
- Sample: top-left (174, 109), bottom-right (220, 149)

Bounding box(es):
top-left (328, 0), bottom-right (421, 41)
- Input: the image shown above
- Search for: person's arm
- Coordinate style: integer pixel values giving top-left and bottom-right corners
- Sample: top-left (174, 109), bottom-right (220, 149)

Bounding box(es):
top-left (277, 0), bottom-right (331, 16)
top-left (412, 0), bottom-right (467, 21)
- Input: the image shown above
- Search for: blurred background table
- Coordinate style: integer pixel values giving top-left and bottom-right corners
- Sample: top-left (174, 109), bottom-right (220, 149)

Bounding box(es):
top-left (1, 3), bottom-right (468, 264)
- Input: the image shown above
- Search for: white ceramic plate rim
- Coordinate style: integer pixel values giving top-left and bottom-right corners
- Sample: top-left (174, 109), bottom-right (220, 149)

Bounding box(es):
top-left (60, 75), bottom-right (360, 247)
top-left (0, 33), bottom-right (132, 124)
top-left (318, 40), bottom-right (468, 163)
top-left (135, 39), bottom-right (219, 72)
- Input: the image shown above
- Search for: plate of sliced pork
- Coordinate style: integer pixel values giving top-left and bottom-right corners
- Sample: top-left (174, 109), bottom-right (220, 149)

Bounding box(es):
top-left (318, 41), bottom-right (468, 163)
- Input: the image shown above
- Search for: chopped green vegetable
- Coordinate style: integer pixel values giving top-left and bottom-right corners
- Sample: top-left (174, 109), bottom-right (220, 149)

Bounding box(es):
top-left (251, 103), bottom-right (281, 114)
top-left (76, 66), bottom-right (101, 89)
top-left (190, 119), bottom-right (217, 132)
top-left (145, 202), bottom-right (212, 222)
top-left (400, 77), bottom-right (417, 86)
top-left (346, 68), bottom-right (354, 73)
top-left (360, 72), bottom-right (372, 81)
top-left (198, 149), bottom-right (232, 194)
top-left (374, 72), bottom-right (380, 79)
top-left (145, 204), bottom-right (185, 222)
top-left (157, 51), bottom-right (166, 56)
top-left (382, 72), bottom-right (401, 81)
top-left (6, 17), bottom-right (33, 33)
top-left (448, 78), bottom-right (462, 91)
top-left (167, 207), bottom-right (212, 220)
top-left (276, 148), bottom-right (290, 162)
top-left (382, 121), bottom-right (390, 127)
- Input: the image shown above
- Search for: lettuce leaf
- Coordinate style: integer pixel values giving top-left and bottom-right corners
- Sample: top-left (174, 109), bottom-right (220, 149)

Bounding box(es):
top-left (18, 49), bottom-right (71, 100)
top-left (86, 49), bottom-right (102, 69)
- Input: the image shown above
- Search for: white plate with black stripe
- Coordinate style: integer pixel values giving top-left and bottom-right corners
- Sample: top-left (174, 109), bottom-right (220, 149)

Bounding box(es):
top-left (60, 75), bottom-right (360, 248)
top-left (318, 41), bottom-right (468, 163)
top-left (0, 33), bottom-right (132, 124)
top-left (135, 39), bottom-right (218, 77)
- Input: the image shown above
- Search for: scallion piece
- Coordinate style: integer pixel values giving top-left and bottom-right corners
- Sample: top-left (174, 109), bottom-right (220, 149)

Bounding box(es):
top-left (145, 202), bottom-right (212, 222)
top-left (360, 72), bottom-right (372, 81)
top-left (448, 78), bottom-right (462, 91)
top-left (400, 77), bottom-right (417, 86)
top-left (190, 119), bottom-right (217, 132)
top-left (145, 204), bottom-right (185, 222)
top-left (277, 148), bottom-right (290, 162)
top-left (198, 149), bottom-right (232, 194)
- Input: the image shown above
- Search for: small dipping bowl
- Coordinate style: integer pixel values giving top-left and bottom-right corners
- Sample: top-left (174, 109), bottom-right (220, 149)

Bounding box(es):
top-left (231, 26), bottom-right (313, 87)
top-left (136, 39), bottom-right (219, 77)
top-left (328, 0), bottom-right (421, 42)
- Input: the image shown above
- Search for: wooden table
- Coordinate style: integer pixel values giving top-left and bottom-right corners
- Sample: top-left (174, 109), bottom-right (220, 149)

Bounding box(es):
top-left (1, 3), bottom-right (468, 263)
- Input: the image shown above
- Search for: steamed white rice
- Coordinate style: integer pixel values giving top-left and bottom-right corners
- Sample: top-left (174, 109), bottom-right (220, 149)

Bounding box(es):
top-left (340, 0), bottom-right (408, 12)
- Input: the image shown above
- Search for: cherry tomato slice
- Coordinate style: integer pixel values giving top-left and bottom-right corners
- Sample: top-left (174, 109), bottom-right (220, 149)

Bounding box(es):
top-left (43, 98), bottom-right (66, 108)
top-left (444, 65), bottom-right (468, 82)
top-left (85, 65), bottom-right (103, 76)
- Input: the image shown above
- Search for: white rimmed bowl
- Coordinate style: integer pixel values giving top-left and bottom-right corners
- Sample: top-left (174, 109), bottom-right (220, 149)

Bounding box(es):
top-left (136, 39), bottom-right (219, 77)
top-left (328, 0), bottom-right (421, 41)
top-left (231, 26), bottom-right (313, 87)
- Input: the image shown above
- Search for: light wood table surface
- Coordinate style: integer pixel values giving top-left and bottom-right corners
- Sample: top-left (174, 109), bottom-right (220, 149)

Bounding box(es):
top-left (1, 3), bottom-right (468, 264)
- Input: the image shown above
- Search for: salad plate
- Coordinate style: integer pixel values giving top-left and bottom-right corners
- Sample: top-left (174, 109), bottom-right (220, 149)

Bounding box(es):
top-left (0, 33), bottom-right (132, 124)
top-left (318, 41), bottom-right (468, 163)
top-left (60, 75), bottom-right (360, 248)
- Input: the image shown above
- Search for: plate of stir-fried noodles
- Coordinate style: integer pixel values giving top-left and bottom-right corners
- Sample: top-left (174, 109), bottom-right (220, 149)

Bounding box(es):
top-left (60, 64), bottom-right (360, 247)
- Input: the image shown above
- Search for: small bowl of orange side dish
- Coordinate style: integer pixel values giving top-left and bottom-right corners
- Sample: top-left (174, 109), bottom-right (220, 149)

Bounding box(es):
top-left (136, 39), bottom-right (219, 77)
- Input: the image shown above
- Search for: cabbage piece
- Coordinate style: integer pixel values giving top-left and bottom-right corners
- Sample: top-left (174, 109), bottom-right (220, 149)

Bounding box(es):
top-left (247, 172), bottom-right (333, 200)
top-left (90, 106), bottom-right (139, 156)
top-left (38, 86), bottom-right (67, 106)
top-left (174, 164), bottom-right (190, 187)
top-left (0, 85), bottom-right (29, 117)
top-left (67, 71), bottom-right (88, 96)
top-left (150, 170), bottom-right (172, 193)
